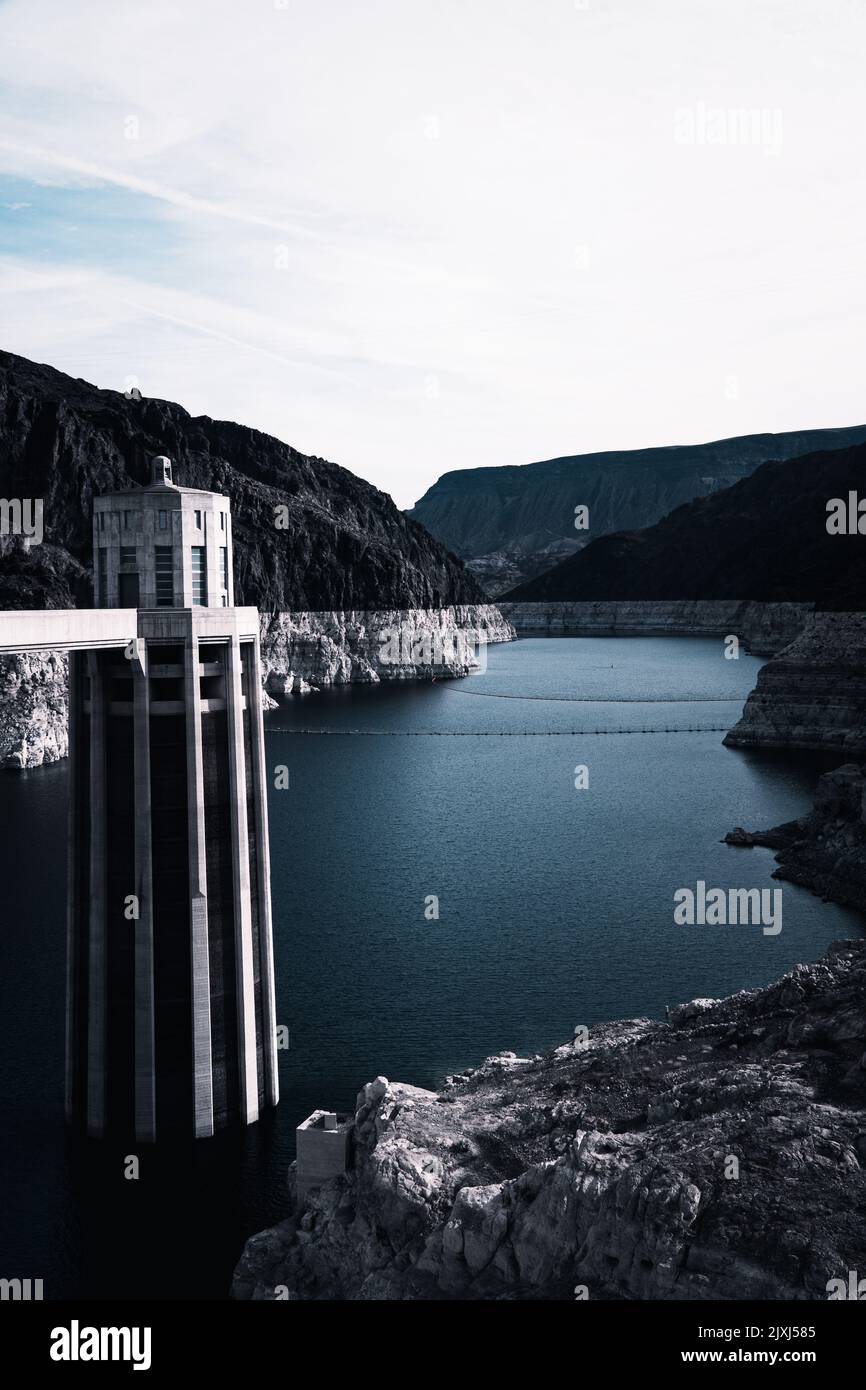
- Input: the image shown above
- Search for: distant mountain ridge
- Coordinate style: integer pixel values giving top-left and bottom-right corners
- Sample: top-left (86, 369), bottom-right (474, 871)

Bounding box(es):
top-left (503, 444), bottom-right (866, 610)
top-left (0, 350), bottom-right (484, 612)
top-left (408, 427), bottom-right (866, 595)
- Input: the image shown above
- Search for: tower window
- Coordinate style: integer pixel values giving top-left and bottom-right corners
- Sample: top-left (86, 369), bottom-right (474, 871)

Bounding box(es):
top-left (155, 546), bottom-right (174, 606)
top-left (220, 545), bottom-right (228, 598)
top-left (219, 512), bottom-right (225, 531)
top-left (98, 548), bottom-right (107, 605)
top-left (158, 509), bottom-right (167, 530)
top-left (194, 510), bottom-right (202, 529)
top-left (124, 510), bottom-right (131, 529)
top-left (191, 545), bottom-right (207, 606)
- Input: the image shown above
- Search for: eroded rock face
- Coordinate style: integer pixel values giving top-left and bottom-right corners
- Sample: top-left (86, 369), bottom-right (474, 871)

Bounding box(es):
top-left (0, 650), bottom-right (68, 768)
top-left (260, 606), bottom-right (514, 693)
top-left (498, 600), bottom-right (812, 656)
top-left (726, 762), bottom-right (866, 911)
top-left (233, 941), bottom-right (866, 1301)
top-left (0, 606), bottom-right (515, 767)
top-left (725, 613), bottom-right (866, 754)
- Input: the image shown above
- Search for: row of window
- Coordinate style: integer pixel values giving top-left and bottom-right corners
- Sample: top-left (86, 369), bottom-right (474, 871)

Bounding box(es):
top-left (154, 545), bottom-right (174, 605)
top-left (190, 545), bottom-right (207, 605)
top-left (96, 510), bottom-right (228, 532)
top-left (95, 546), bottom-right (228, 606)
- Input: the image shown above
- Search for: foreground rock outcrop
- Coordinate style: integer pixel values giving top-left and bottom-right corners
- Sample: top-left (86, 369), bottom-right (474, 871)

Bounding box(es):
top-left (234, 941), bottom-right (866, 1301)
top-left (727, 763), bottom-right (866, 912)
top-left (725, 613), bottom-right (866, 755)
top-left (498, 599), bottom-right (812, 656)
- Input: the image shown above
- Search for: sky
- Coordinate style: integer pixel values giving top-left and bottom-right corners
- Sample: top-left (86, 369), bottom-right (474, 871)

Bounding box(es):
top-left (1, 0), bottom-right (866, 509)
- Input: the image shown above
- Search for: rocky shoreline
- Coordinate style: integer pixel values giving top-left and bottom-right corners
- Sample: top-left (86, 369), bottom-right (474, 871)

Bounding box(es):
top-left (725, 612), bottom-right (866, 756)
top-left (726, 762), bottom-right (866, 912)
top-left (721, 613), bottom-right (866, 912)
top-left (259, 605), bottom-right (513, 697)
top-left (233, 939), bottom-right (866, 1301)
top-left (497, 599), bottom-right (813, 655)
top-left (0, 604), bottom-right (515, 768)
top-left (231, 605), bottom-right (866, 1302)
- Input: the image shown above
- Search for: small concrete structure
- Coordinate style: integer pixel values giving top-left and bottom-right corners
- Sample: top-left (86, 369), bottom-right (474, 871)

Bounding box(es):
top-left (296, 1110), bottom-right (353, 1200)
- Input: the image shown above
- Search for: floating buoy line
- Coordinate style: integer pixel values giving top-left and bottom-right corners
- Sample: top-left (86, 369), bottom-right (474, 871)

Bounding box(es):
top-left (441, 689), bottom-right (744, 704)
top-left (268, 725), bottom-right (731, 737)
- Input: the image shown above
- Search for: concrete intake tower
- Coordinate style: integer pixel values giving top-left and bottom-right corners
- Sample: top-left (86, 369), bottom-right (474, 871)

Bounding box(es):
top-left (63, 455), bottom-right (279, 1140)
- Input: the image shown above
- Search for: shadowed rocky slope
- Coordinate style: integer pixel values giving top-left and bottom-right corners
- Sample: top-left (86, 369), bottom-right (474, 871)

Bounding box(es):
top-left (0, 350), bottom-right (484, 612)
top-left (504, 446), bottom-right (866, 609)
top-left (0, 352), bottom-right (513, 765)
top-left (234, 941), bottom-right (866, 1301)
top-left (410, 428), bottom-right (866, 597)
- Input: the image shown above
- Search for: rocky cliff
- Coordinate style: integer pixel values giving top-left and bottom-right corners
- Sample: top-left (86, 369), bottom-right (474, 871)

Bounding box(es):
top-left (504, 444), bottom-right (866, 609)
top-left (233, 939), bottom-right (866, 1301)
top-left (725, 613), bottom-right (866, 755)
top-left (260, 606), bottom-right (513, 695)
top-left (0, 650), bottom-right (68, 768)
top-left (727, 763), bottom-right (866, 913)
top-left (409, 427), bottom-right (866, 597)
top-left (498, 599), bottom-right (813, 656)
top-left (0, 351), bottom-right (514, 766)
top-left (0, 351), bottom-right (485, 613)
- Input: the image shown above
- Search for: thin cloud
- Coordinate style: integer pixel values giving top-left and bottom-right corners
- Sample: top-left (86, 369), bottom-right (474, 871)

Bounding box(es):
top-left (0, 136), bottom-right (319, 242)
top-left (121, 295), bottom-right (360, 385)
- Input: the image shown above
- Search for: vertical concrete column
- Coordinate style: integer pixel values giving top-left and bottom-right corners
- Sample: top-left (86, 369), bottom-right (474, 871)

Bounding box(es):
top-left (174, 508), bottom-right (188, 608)
top-left (185, 632), bottom-right (214, 1137)
top-left (141, 512), bottom-right (156, 610)
top-left (205, 511), bottom-right (220, 609)
top-left (64, 652), bottom-right (81, 1123)
top-left (85, 651), bottom-right (107, 1137)
top-left (181, 509), bottom-right (196, 607)
top-left (107, 513), bottom-right (120, 607)
top-left (225, 632), bottom-right (260, 1123)
top-left (248, 633), bottom-right (279, 1107)
top-left (132, 636), bottom-right (156, 1142)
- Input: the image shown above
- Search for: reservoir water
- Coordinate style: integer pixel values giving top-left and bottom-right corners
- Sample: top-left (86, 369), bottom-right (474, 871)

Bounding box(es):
top-left (0, 636), bottom-right (861, 1298)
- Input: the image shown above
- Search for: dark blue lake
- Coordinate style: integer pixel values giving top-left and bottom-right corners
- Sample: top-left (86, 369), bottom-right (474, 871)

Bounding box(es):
top-left (0, 637), bottom-right (861, 1298)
